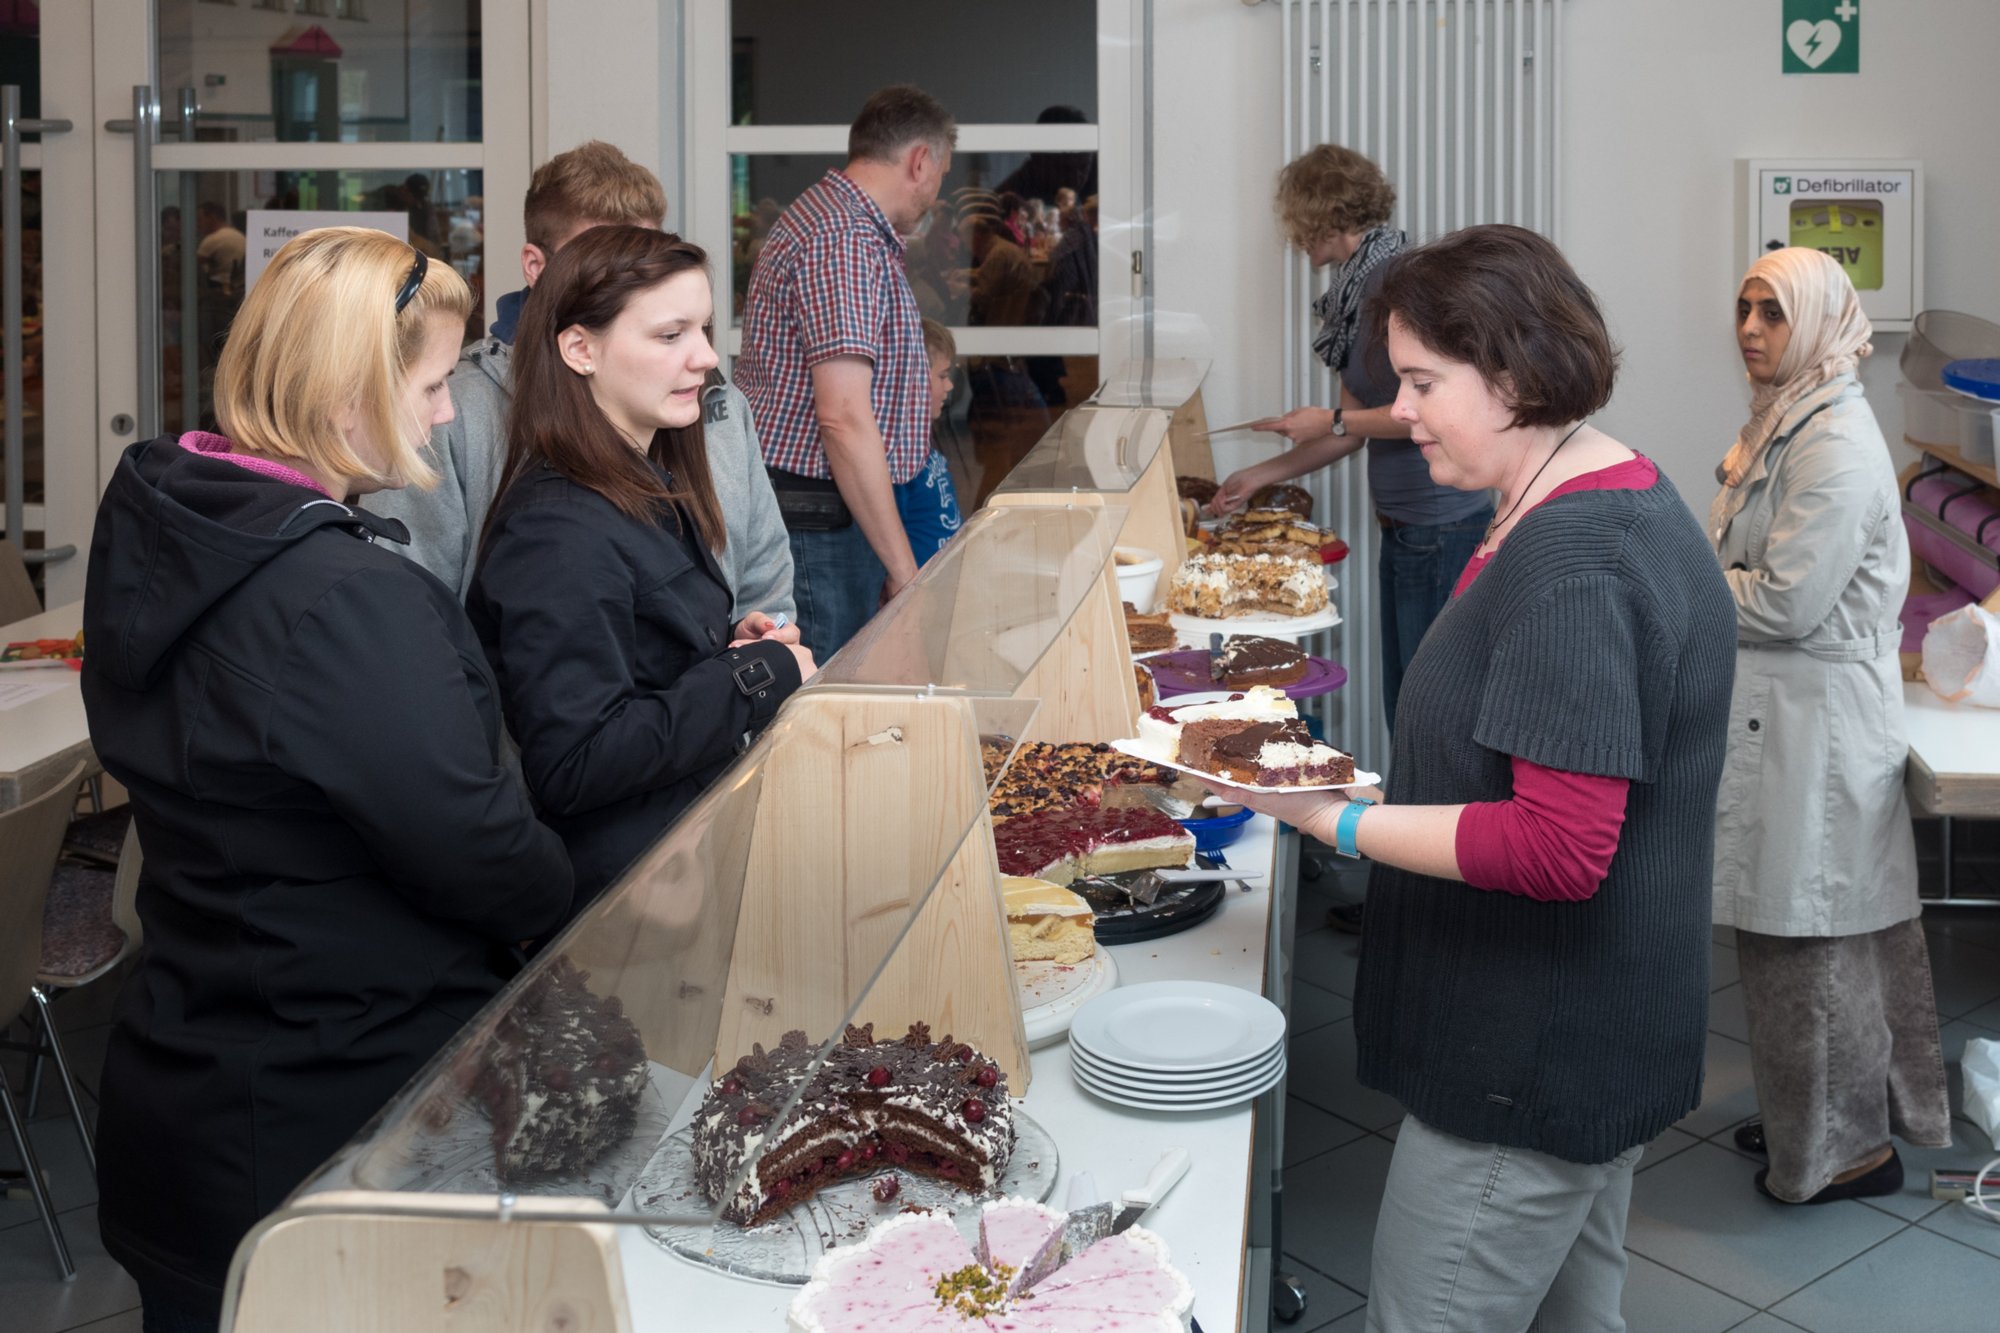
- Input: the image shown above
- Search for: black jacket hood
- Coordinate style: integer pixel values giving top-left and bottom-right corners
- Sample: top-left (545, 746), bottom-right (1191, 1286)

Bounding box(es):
top-left (84, 437), bottom-right (411, 691)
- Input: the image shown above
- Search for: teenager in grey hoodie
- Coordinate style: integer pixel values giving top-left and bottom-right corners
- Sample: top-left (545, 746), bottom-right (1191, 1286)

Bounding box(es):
top-left (368, 142), bottom-right (795, 619)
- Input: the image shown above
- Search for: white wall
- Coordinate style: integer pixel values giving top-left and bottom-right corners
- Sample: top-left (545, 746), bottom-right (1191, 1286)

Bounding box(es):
top-left (1561, 0), bottom-right (2000, 513)
top-left (542, 2), bottom-right (2000, 510)
top-left (1151, 0), bottom-right (2000, 508)
top-left (1151, 0), bottom-right (1286, 483)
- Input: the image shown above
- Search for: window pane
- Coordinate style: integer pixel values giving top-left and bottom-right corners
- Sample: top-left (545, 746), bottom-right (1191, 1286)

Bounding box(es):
top-left (160, 168), bottom-right (485, 432)
top-left (939, 355), bottom-right (1097, 511)
top-left (732, 152), bottom-right (1099, 330)
top-left (0, 168), bottom-right (43, 540)
top-left (0, 0), bottom-right (39, 123)
top-left (730, 0), bottom-right (1094, 124)
top-left (157, 0), bottom-right (481, 143)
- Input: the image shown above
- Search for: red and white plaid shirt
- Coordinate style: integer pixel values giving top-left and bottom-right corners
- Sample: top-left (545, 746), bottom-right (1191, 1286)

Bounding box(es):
top-left (737, 170), bottom-right (931, 484)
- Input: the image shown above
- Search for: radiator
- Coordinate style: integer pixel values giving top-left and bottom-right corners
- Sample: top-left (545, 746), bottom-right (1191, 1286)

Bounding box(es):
top-left (1277, 0), bottom-right (1566, 768)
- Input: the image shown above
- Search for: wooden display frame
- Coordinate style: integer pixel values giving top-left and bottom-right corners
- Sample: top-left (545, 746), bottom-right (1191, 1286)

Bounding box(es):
top-left (712, 690), bottom-right (1032, 1086)
top-left (1168, 385), bottom-right (1217, 482)
top-left (225, 1193), bottom-right (630, 1333)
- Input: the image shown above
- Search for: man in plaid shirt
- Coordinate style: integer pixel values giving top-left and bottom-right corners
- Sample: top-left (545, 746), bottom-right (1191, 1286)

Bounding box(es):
top-left (737, 85), bottom-right (956, 659)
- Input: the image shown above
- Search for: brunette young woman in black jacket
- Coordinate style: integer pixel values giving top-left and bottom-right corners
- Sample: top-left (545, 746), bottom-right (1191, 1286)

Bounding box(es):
top-left (79, 228), bottom-right (574, 1333)
top-left (469, 227), bottom-right (815, 906)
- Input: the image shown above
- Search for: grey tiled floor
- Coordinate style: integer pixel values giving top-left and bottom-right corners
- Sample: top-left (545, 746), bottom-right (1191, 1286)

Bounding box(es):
top-left (1277, 863), bottom-right (2000, 1333)
top-left (7, 885), bottom-right (2000, 1331)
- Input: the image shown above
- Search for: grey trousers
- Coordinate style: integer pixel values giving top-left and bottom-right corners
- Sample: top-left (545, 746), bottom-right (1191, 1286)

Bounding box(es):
top-left (1366, 1115), bottom-right (1645, 1333)
top-left (1736, 918), bottom-right (1953, 1202)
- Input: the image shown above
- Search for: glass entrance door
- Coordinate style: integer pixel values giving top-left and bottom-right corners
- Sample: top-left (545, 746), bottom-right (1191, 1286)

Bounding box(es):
top-left (66, 0), bottom-right (530, 604)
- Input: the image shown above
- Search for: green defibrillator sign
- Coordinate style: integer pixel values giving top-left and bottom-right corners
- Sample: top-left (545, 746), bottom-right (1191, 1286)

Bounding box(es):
top-left (1783, 0), bottom-right (1861, 75)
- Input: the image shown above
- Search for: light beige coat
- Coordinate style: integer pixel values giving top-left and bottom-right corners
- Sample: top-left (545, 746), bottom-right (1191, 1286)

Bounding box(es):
top-left (1709, 377), bottom-right (1919, 937)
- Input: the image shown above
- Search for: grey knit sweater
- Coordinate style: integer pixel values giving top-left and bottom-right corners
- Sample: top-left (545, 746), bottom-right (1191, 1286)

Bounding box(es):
top-left (1353, 472), bottom-right (1736, 1165)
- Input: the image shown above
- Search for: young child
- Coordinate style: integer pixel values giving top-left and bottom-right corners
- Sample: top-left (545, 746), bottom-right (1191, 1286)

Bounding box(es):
top-left (894, 317), bottom-right (966, 565)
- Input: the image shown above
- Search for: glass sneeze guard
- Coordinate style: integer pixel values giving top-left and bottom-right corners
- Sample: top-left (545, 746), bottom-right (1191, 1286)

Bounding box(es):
top-left (294, 683), bottom-right (1025, 1238)
top-left (987, 404), bottom-right (1172, 497)
top-left (814, 501), bottom-right (1127, 696)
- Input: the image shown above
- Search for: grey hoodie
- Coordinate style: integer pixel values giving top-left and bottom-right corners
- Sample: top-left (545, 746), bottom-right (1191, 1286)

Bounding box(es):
top-left (368, 337), bottom-right (796, 621)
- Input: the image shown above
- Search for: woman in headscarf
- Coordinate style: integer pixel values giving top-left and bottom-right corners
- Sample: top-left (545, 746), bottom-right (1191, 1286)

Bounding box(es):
top-left (1711, 246), bottom-right (1952, 1204)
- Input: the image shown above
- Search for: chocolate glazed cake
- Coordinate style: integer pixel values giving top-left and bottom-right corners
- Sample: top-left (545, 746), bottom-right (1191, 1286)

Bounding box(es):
top-left (471, 956), bottom-right (650, 1181)
top-left (693, 1023), bottom-right (1016, 1226)
top-left (1217, 635), bottom-right (1308, 689)
top-left (1209, 718), bottom-right (1355, 787)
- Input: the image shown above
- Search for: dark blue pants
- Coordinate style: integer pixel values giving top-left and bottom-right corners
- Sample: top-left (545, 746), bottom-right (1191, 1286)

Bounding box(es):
top-left (788, 521), bottom-right (887, 663)
top-left (1376, 508), bottom-right (1491, 734)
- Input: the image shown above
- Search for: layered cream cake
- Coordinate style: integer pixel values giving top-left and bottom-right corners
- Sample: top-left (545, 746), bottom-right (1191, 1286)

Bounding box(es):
top-left (991, 806), bottom-right (1194, 886)
top-left (1166, 551), bottom-right (1329, 619)
top-left (1205, 718), bottom-right (1355, 787)
top-left (1135, 685), bottom-right (1296, 761)
top-left (1003, 876), bottom-right (1097, 965)
top-left (788, 1197), bottom-right (1195, 1333)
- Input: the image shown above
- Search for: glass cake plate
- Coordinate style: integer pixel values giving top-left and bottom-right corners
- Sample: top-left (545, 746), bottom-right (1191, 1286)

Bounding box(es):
top-left (377, 1071), bottom-right (674, 1208)
top-left (632, 1108), bottom-right (1059, 1286)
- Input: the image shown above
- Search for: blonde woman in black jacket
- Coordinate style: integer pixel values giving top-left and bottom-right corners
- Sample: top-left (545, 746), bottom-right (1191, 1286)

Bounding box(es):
top-left (80, 228), bottom-right (573, 1333)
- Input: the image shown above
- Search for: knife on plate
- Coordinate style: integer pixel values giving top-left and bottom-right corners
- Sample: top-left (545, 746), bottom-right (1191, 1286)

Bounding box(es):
top-left (1207, 632), bottom-right (1226, 684)
top-left (1111, 1147), bottom-right (1192, 1234)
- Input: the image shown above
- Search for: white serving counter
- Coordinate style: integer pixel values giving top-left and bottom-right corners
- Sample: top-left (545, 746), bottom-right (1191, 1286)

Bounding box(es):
top-left (619, 814), bottom-right (1288, 1332)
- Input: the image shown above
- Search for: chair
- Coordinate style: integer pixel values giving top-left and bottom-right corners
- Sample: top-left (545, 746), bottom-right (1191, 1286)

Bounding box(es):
top-left (0, 760), bottom-right (92, 1280)
top-left (25, 820), bottom-right (142, 1140)
top-left (0, 536), bottom-right (38, 625)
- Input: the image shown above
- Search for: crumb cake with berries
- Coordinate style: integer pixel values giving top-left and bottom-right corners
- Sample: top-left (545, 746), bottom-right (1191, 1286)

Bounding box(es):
top-left (991, 805), bottom-right (1194, 886)
top-left (1166, 551), bottom-right (1328, 619)
top-left (987, 741), bottom-right (1177, 822)
top-left (469, 956), bottom-right (649, 1182)
top-left (692, 1023), bottom-right (1014, 1226)
top-left (788, 1197), bottom-right (1195, 1332)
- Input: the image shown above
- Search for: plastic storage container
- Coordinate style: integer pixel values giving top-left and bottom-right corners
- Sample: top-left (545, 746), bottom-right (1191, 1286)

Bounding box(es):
top-left (1901, 310), bottom-right (2000, 391)
top-left (1898, 379), bottom-right (1997, 464)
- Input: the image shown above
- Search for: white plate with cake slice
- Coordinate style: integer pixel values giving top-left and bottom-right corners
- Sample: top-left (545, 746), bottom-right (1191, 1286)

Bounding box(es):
top-left (1108, 737), bottom-right (1380, 795)
top-left (1016, 943), bottom-right (1119, 1049)
top-left (1168, 603), bottom-right (1342, 642)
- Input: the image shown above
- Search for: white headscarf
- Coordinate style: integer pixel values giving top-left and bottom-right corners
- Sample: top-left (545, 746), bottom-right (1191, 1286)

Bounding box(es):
top-left (1718, 247), bottom-right (1873, 490)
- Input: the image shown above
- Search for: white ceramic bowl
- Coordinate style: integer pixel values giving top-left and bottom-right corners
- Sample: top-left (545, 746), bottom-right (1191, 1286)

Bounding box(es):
top-left (1113, 546), bottom-right (1165, 612)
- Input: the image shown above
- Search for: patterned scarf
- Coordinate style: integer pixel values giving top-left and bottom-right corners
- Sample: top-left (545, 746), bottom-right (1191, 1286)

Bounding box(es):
top-left (1310, 226), bottom-right (1407, 372)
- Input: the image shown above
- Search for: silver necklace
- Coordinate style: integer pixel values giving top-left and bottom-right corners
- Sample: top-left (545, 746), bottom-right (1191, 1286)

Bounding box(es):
top-left (1484, 421), bottom-right (1588, 546)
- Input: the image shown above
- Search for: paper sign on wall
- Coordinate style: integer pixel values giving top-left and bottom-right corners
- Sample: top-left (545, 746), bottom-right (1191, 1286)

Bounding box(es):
top-left (1783, 0), bottom-right (1860, 75)
top-left (243, 210), bottom-right (410, 291)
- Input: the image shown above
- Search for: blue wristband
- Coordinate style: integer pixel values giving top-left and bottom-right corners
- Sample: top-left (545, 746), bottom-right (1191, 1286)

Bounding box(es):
top-left (1334, 797), bottom-right (1375, 859)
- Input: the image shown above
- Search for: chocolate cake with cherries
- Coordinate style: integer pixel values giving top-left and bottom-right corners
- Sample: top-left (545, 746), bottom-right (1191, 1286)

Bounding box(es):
top-left (471, 955), bottom-right (650, 1181)
top-left (692, 1022), bottom-right (1015, 1226)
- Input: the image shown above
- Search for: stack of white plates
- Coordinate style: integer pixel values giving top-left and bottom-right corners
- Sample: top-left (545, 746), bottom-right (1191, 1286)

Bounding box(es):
top-left (1069, 980), bottom-right (1287, 1112)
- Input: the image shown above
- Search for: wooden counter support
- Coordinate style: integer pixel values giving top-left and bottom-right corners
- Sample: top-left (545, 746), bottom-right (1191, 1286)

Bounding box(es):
top-left (1170, 386), bottom-right (1217, 482)
top-left (226, 1193), bottom-right (631, 1333)
top-left (713, 691), bottom-right (1031, 1086)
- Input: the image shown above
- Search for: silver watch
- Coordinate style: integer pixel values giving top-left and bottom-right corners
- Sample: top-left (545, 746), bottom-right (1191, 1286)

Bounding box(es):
top-left (1329, 407), bottom-right (1347, 437)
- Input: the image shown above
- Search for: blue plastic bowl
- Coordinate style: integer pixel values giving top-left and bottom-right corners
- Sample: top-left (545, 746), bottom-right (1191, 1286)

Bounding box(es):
top-left (1178, 803), bottom-right (1253, 853)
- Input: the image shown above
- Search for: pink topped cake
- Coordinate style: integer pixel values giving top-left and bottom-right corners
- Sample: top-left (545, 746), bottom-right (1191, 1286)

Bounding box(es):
top-left (788, 1197), bottom-right (1195, 1333)
top-left (991, 806), bottom-right (1195, 887)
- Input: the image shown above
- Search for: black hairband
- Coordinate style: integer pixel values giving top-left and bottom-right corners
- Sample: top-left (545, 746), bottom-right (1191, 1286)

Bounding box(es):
top-left (393, 247), bottom-right (428, 313)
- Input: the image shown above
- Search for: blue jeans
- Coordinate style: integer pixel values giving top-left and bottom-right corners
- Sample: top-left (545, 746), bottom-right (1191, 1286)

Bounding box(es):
top-left (893, 450), bottom-right (963, 565)
top-left (788, 521), bottom-right (886, 662)
top-left (1377, 507), bottom-right (1491, 734)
